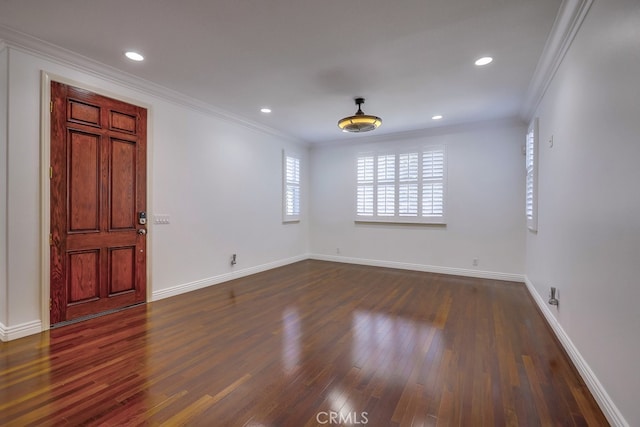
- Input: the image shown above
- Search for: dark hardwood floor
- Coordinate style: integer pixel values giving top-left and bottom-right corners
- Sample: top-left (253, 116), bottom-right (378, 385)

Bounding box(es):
top-left (0, 260), bottom-right (607, 426)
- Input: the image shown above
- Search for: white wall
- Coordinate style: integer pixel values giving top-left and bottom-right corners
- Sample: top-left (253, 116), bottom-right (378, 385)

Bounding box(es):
top-left (3, 4), bottom-right (636, 422)
top-left (0, 45), bottom-right (7, 328)
top-left (526, 0), bottom-right (640, 425)
top-left (2, 46), bottom-right (309, 335)
top-left (310, 119), bottom-right (526, 278)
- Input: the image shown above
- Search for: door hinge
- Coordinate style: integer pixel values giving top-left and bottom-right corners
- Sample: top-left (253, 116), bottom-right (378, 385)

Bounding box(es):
top-left (49, 233), bottom-right (53, 246)
top-left (49, 166), bottom-right (53, 179)
top-left (50, 101), bottom-right (53, 113)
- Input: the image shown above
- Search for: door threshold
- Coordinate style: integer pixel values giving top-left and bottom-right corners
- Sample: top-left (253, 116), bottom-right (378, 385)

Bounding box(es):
top-left (51, 302), bottom-right (145, 329)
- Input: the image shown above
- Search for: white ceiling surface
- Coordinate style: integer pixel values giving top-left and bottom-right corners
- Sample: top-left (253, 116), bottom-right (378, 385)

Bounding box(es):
top-left (0, 0), bottom-right (560, 144)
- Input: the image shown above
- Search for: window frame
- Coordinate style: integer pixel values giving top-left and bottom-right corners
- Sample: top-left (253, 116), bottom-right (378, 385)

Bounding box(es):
top-left (525, 118), bottom-right (538, 232)
top-left (283, 150), bottom-right (301, 223)
top-left (355, 145), bottom-right (447, 225)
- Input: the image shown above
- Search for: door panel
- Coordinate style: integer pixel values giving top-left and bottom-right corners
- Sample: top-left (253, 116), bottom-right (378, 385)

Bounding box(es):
top-left (68, 98), bottom-right (101, 127)
top-left (110, 111), bottom-right (137, 134)
top-left (110, 138), bottom-right (136, 230)
top-left (68, 250), bottom-right (100, 303)
top-left (50, 82), bottom-right (147, 324)
top-left (68, 130), bottom-right (101, 232)
top-left (109, 247), bottom-right (136, 294)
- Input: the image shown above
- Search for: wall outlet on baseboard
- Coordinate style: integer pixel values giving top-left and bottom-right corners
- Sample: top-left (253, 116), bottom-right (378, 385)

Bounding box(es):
top-left (472, 258), bottom-right (479, 267)
top-left (231, 253), bottom-right (237, 266)
top-left (336, 247), bottom-right (341, 255)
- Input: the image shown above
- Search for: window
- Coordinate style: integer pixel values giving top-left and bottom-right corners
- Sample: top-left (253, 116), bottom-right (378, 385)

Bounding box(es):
top-left (525, 118), bottom-right (538, 231)
top-left (283, 151), bottom-right (301, 222)
top-left (356, 146), bottom-right (446, 223)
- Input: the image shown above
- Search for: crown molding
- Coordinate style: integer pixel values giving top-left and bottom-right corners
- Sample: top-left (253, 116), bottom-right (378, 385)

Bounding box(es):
top-left (520, 0), bottom-right (594, 121)
top-left (0, 25), bottom-right (306, 145)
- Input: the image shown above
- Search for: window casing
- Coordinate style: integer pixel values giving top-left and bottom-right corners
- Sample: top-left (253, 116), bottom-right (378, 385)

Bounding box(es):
top-left (525, 119), bottom-right (538, 231)
top-left (356, 146), bottom-right (446, 224)
top-left (283, 151), bottom-right (300, 222)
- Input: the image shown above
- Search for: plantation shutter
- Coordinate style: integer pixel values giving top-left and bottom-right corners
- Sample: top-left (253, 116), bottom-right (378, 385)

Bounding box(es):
top-left (525, 118), bottom-right (538, 231)
top-left (399, 153), bottom-right (419, 216)
top-left (422, 148), bottom-right (444, 218)
top-left (377, 154), bottom-right (395, 216)
top-left (357, 156), bottom-right (374, 216)
top-left (356, 146), bottom-right (446, 223)
top-left (283, 152), bottom-right (301, 221)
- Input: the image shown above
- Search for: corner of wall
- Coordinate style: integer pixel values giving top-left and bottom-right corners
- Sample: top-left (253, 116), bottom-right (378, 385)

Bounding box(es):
top-left (0, 43), bottom-right (9, 328)
top-left (520, 0), bottom-right (594, 121)
top-left (523, 276), bottom-right (628, 427)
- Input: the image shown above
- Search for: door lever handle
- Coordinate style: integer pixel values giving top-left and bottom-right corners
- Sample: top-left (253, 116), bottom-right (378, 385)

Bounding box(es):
top-left (137, 229), bottom-right (147, 235)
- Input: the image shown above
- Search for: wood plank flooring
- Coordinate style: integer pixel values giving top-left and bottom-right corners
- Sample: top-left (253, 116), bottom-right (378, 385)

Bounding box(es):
top-left (0, 260), bottom-right (608, 426)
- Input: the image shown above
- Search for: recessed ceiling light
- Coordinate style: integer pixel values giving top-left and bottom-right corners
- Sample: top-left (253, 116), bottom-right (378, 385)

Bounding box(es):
top-left (432, 115), bottom-right (443, 120)
top-left (125, 51), bottom-right (144, 62)
top-left (475, 56), bottom-right (493, 66)
top-left (260, 108), bottom-right (272, 113)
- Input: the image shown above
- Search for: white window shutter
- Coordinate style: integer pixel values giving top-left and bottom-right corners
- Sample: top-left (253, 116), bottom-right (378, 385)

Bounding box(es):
top-left (357, 156), bottom-right (374, 216)
top-left (525, 118), bottom-right (538, 231)
top-left (357, 186), bottom-right (374, 216)
top-left (422, 148), bottom-right (445, 218)
top-left (399, 153), bottom-right (418, 216)
top-left (377, 154), bottom-right (396, 216)
top-left (283, 151), bottom-right (301, 222)
top-left (356, 146), bottom-right (446, 224)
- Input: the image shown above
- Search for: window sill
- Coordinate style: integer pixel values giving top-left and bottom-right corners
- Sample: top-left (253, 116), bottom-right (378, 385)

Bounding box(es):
top-left (354, 217), bottom-right (446, 226)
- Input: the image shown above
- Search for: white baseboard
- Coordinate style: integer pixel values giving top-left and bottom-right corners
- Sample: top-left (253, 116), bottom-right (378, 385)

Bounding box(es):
top-left (523, 277), bottom-right (628, 427)
top-left (151, 254), bottom-right (309, 301)
top-left (310, 254), bottom-right (525, 282)
top-left (0, 320), bottom-right (42, 342)
top-left (0, 255), bottom-right (521, 342)
top-left (152, 253), bottom-right (524, 302)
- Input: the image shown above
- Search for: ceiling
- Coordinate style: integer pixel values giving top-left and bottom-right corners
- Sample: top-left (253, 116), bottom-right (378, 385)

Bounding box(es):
top-left (0, 0), bottom-right (561, 144)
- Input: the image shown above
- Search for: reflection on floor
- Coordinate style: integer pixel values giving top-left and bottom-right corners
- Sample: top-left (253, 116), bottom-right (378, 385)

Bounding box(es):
top-left (0, 260), bottom-right (608, 426)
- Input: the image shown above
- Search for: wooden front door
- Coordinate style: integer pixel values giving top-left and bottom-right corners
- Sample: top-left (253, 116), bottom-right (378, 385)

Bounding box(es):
top-left (50, 82), bottom-right (147, 324)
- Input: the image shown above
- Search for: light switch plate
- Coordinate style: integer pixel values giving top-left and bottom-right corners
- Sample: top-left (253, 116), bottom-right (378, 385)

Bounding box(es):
top-left (154, 214), bottom-right (171, 224)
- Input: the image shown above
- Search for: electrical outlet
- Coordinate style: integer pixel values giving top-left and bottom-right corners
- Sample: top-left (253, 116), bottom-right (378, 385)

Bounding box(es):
top-left (549, 286), bottom-right (559, 306)
top-left (472, 258), bottom-right (479, 266)
top-left (231, 253), bottom-right (237, 266)
top-left (336, 247), bottom-right (341, 255)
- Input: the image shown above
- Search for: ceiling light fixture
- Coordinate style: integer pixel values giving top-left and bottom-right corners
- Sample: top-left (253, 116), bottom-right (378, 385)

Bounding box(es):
top-left (432, 115), bottom-right (443, 120)
top-left (337, 98), bottom-right (382, 133)
top-left (475, 56), bottom-right (493, 66)
top-left (125, 51), bottom-right (144, 61)
top-left (260, 108), bottom-right (272, 113)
